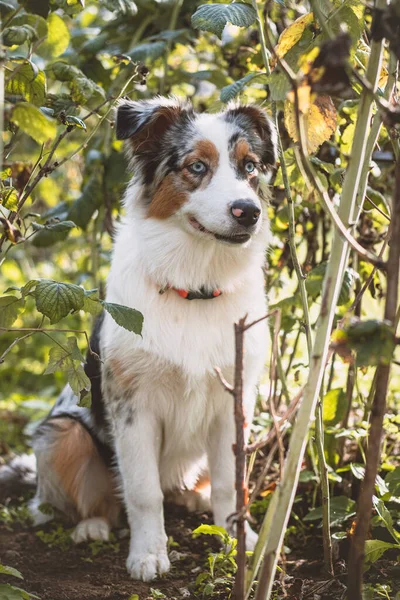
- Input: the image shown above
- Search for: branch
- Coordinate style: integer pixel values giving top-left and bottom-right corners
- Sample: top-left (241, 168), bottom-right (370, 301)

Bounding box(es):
top-left (347, 153), bottom-right (400, 600)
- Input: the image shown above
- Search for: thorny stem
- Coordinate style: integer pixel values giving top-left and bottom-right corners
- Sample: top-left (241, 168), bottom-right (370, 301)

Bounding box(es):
top-left (249, 0), bottom-right (388, 597)
top-left (347, 151), bottom-right (400, 600)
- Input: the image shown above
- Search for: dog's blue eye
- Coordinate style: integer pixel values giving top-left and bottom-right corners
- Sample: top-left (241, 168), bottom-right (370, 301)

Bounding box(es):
top-left (245, 161), bottom-right (256, 174)
top-left (189, 161), bottom-right (207, 174)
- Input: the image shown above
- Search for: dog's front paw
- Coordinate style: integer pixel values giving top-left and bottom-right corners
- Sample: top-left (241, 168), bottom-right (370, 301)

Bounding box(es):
top-left (71, 517), bottom-right (110, 543)
top-left (127, 551), bottom-right (170, 582)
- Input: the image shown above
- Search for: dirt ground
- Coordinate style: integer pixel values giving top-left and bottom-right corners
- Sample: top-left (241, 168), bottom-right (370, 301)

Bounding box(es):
top-left (1, 493), bottom-right (398, 600)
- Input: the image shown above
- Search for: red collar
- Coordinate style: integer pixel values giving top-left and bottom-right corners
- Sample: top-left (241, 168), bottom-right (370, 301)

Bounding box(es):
top-left (159, 285), bottom-right (222, 300)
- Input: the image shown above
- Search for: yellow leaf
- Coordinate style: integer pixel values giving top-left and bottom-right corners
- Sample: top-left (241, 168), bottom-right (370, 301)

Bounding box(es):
top-left (275, 13), bottom-right (314, 59)
top-left (284, 95), bottom-right (337, 154)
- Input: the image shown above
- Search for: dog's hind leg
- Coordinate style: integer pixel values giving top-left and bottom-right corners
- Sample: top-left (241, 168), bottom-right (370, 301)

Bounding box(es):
top-left (30, 417), bottom-right (119, 541)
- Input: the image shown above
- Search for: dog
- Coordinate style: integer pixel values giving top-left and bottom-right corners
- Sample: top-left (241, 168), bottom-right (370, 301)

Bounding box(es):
top-left (29, 96), bottom-right (277, 582)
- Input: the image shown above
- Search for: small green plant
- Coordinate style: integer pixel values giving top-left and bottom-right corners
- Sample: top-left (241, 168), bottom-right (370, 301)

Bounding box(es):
top-left (0, 564), bottom-right (39, 600)
top-left (192, 524), bottom-right (238, 598)
top-left (0, 502), bottom-right (31, 530)
top-left (36, 524), bottom-right (74, 551)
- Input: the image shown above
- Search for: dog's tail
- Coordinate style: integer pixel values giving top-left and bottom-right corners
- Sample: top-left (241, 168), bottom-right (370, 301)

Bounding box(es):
top-left (0, 453), bottom-right (37, 497)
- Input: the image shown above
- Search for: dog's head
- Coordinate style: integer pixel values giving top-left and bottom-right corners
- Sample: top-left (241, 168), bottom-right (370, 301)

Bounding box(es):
top-left (116, 96), bottom-right (276, 246)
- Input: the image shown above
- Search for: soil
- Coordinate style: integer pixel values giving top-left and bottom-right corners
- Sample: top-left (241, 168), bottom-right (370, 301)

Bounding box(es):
top-left (1, 493), bottom-right (398, 600)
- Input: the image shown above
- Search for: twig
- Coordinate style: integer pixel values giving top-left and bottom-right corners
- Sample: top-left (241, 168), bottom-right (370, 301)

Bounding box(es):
top-left (0, 326), bottom-right (99, 360)
top-left (215, 316), bottom-right (248, 600)
top-left (347, 153), bottom-right (400, 599)
top-left (159, 0), bottom-right (184, 95)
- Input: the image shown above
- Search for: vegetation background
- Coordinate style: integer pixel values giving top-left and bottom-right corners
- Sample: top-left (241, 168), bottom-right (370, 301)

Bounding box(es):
top-left (0, 0), bottom-right (399, 599)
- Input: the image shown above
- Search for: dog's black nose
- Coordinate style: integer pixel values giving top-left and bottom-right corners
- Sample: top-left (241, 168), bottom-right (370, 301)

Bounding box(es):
top-left (231, 200), bottom-right (261, 228)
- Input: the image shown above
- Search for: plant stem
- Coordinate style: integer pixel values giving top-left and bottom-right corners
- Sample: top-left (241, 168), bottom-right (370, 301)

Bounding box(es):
top-left (159, 0), bottom-right (184, 95)
top-left (347, 142), bottom-right (400, 600)
top-left (249, 0), bottom-right (387, 597)
top-left (315, 400), bottom-right (333, 574)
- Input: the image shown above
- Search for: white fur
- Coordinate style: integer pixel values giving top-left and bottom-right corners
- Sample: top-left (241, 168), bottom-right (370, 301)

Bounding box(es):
top-left (101, 108), bottom-right (272, 580)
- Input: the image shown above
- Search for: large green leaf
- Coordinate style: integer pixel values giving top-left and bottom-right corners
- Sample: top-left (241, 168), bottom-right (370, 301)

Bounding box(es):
top-left (10, 13), bottom-right (48, 40)
top-left (364, 540), bottom-right (398, 565)
top-left (37, 13), bottom-right (70, 58)
top-left (31, 220), bottom-right (76, 248)
top-left (0, 565), bottom-right (23, 579)
top-left (6, 61), bottom-right (46, 106)
top-left (373, 496), bottom-right (400, 543)
top-left (3, 25), bottom-right (36, 46)
top-left (101, 301), bottom-right (143, 335)
top-left (0, 583), bottom-right (39, 600)
top-left (346, 319), bottom-right (396, 367)
top-left (304, 495), bottom-right (356, 527)
top-left (0, 296), bottom-right (25, 327)
top-left (322, 388), bottom-right (347, 426)
top-left (12, 103), bottom-right (56, 144)
top-left (191, 3), bottom-right (257, 38)
top-left (34, 280), bottom-right (85, 323)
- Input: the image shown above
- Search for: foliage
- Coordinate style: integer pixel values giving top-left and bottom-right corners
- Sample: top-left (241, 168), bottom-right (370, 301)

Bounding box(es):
top-left (0, 0), bottom-right (399, 598)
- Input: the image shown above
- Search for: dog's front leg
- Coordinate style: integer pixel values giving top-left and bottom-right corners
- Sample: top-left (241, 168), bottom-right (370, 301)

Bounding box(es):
top-left (113, 408), bottom-right (170, 581)
top-left (207, 394), bottom-right (258, 550)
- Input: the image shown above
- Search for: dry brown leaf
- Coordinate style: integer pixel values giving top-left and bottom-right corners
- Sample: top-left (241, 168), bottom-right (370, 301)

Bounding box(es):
top-left (284, 95), bottom-right (337, 154)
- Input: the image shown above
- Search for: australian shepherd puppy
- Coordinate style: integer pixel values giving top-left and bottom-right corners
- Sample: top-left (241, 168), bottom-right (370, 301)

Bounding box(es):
top-left (29, 97), bottom-right (277, 581)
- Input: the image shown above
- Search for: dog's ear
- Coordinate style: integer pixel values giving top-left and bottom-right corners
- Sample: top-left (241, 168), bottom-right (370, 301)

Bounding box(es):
top-left (224, 104), bottom-right (277, 170)
top-left (116, 97), bottom-right (192, 154)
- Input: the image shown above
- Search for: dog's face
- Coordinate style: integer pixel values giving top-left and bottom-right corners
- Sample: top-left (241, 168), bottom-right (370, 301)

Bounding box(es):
top-left (117, 97), bottom-right (276, 246)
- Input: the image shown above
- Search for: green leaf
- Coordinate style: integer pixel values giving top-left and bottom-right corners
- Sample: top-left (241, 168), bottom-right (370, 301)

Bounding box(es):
top-left (128, 41), bottom-right (167, 62)
top-left (346, 319), bottom-right (396, 367)
top-left (192, 524), bottom-right (228, 540)
top-left (0, 583), bottom-right (39, 600)
top-left (22, 0), bottom-right (49, 18)
top-left (0, 2), bottom-right (16, 17)
top-left (191, 3), bottom-right (257, 38)
top-left (31, 220), bottom-right (76, 247)
top-left (3, 25), bottom-right (36, 46)
top-left (304, 495), bottom-right (356, 527)
top-left (101, 301), bottom-right (143, 335)
top-left (34, 280), bottom-right (84, 323)
top-left (10, 13), bottom-right (48, 40)
top-left (0, 187), bottom-right (19, 211)
top-left (386, 467), bottom-right (400, 498)
top-left (305, 263), bottom-right (354, 306)
top-left (0, 565), bottom-right (23, 579)
top-left (6, 61), bottom-right (46, 106)
top-left (322, 388), bottom-right (347, 426)
top-left (220, 72), bottom-right (266, 103)
top-left (0, 296), bottom-right (24, 327)
top-left (12, 103), bottom-right (57, 144)
top-left (68, 363), bottom-right (91, 397)
top-left (38, 13), bottom-right (70, 58)
top-left (364, 540), bottom-right (398, 565)
top-left (50, 61), bottom-right (82, 82)
top-left (82, 290), bottom-right (103, 316)
top-left (64, 115), bottom-right (86, 130)
top-left (373, 496), bottom-right (400, 543)
top-left (267, 71), bottom-right (291, 102)
top-left (44, 337), bottom-right (84, 374)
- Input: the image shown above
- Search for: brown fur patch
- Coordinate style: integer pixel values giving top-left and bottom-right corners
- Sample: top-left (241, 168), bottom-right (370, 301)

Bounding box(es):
top-left (232, 139), bottom-right (259, 166)
top-left (148, 139), bottom-right (219, 219)
top-left (109, 358), bottom-right (139, 392)
top-left (148, 173), bottom-right (189, 219)
top-left (51, 418), bottom-right (119, 523)
top-left (183, 139), bottom-right (219, 172)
